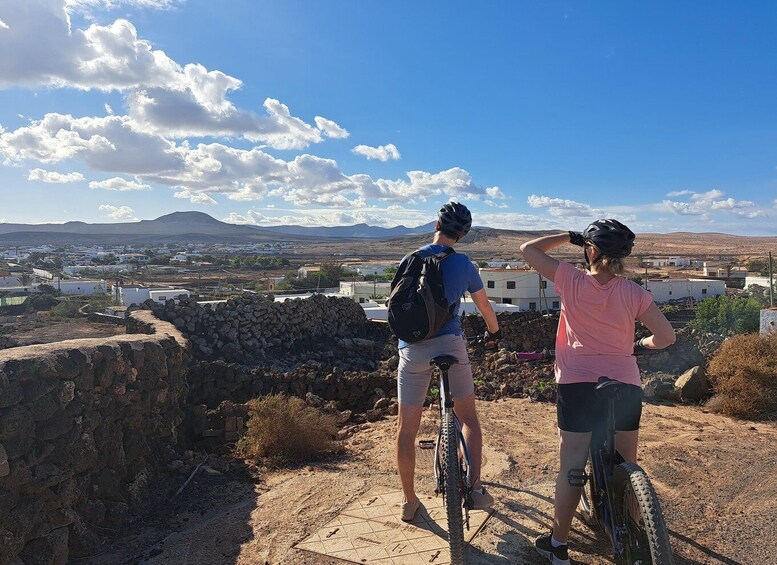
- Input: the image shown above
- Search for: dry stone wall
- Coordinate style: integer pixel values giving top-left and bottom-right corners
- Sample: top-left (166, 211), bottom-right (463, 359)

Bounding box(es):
top-left (146, 294), bottom-right (371, 364)
top-left (0, 311), bottom-right (189, 565)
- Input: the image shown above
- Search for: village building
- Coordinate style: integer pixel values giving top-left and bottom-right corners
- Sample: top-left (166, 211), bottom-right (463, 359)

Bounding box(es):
top-left (479, 268), bottom-right (560, 311)
top-left (643, 278), bottom-right (725, 302)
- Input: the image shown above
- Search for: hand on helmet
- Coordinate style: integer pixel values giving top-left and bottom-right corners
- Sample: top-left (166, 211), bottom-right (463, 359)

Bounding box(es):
top-left (484, 328), bottom-right (502, 350)
top-left (568, 231), bottom-right (586, 247)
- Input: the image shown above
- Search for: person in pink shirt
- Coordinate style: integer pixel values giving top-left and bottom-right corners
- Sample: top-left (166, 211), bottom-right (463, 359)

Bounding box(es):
top-left (520, 219), bottom-right (676, 565)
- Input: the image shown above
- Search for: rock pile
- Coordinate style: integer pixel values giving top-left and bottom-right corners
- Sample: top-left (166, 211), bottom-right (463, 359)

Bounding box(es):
top-left (637, 326), bottom-right (725, 375)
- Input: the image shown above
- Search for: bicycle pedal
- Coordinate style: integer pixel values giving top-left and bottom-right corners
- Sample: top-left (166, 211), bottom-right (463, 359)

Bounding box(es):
top-left (418, 440), bottom-right (435, 449)
top-left (567, 469), bottom-right (589, 487)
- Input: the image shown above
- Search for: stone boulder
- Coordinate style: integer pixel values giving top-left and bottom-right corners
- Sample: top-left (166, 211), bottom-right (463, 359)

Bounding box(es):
top-left (675, 366), bottom-right (709, 401)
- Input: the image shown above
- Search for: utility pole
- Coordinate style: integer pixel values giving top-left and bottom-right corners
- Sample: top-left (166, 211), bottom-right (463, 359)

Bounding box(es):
top-left (769, 251), bottom-right (774, 308)
top-left (644, 262), bottom-right (649, 291)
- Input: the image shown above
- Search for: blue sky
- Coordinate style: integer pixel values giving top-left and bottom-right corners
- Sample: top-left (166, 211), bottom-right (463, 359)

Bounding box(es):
top-left (0, 0), bottom-right (775, 234)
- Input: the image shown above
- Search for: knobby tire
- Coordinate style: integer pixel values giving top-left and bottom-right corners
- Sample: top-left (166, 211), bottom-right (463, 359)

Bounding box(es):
top-left (577, 457), bottom-right (597, 525)
top-left (442, 411), bottom-right (466, 564)
top-left (613, 462), bottom-right (673, 565)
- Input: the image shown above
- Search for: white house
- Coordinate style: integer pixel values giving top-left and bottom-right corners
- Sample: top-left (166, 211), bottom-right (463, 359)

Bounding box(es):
top-left (350, 263), bottom-right (394, 276)
top-left (55, 280), bottom-right (108, 296)
top-left (479, 268), bottom-right (560, 311)
top-left (148, 289), bottom-right (190, 304)
top-left (643, 278), bottom-right (725, 303)
top-left (644, 257), bottom-right (692, 268)
top-left (485, 260), bottom-right (526, 269)
top-left (746, 274), bottom-right (773, 289)
top-left (339, 281), bottom-right (392, 303)
top-left (702, 262), bottom-right (747, 280)
top-left (63, 264), bottom-right (127, 275)
top-left (119, 286), bottom-right (188, 306)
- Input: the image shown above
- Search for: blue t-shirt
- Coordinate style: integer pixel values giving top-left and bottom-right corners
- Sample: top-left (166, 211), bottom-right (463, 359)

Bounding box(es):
top-left (397, 244), bottom-right (484, 347)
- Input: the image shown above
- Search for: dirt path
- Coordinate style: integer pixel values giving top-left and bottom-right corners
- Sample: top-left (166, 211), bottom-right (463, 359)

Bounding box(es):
top-left (88, 399), bottom-right (777, 565)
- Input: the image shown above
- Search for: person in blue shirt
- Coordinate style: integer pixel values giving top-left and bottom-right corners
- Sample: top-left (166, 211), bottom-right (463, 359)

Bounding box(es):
top-left (394, 201), bottom-right (501, 521)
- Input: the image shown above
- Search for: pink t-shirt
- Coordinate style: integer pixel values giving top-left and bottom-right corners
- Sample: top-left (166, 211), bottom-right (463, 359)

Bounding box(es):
top-left (553, 261), bottom-right (654, 386)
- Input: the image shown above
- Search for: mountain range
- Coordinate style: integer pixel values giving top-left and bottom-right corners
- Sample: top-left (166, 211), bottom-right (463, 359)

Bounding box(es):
top-left (0, 212), bottom-right (438, 245)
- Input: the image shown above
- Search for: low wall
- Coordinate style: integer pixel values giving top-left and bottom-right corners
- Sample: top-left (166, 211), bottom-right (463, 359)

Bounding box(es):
top-left (0, 311), bottom-right (189, 565)
top-left (147, 293), bottom-right (371, 363)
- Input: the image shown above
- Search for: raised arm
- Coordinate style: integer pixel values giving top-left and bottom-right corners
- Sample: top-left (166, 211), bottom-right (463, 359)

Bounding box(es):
top-left (470, 288), bottom-right (499, 333)
top-left (636, 303), bottom-right (676, 349)
top-left (519, 232), bottom-right (572, 282)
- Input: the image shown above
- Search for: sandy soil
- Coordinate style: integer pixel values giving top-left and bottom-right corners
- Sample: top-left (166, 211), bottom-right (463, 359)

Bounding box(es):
top-left (86, 398), bottom-right (777, 565)
top-left (2, 316), bottom-right (125, 346)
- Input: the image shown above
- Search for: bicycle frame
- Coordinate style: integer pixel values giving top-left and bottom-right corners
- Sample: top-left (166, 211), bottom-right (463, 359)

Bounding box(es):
top-left (432, 363), bottom-right (473, 527)
top-left (586, 393), bottom-right (629, 552)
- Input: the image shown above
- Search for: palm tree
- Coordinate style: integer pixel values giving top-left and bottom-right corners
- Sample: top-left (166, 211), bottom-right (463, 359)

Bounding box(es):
top-left (16, 273), bottom-right (33, 287)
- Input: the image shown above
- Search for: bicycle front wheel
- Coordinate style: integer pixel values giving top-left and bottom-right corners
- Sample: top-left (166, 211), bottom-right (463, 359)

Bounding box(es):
top-left (613, 462), bottom-right (673, 565)
top-left (442, 411), bottom-right (466, 564)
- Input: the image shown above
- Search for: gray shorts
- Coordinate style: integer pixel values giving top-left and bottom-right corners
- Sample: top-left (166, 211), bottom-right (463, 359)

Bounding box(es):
top-left (397, 333), bottom-right (474, 406)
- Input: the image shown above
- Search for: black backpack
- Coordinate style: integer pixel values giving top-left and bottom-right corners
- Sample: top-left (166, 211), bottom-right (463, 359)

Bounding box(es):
top-left (387, 247), bottom-right (456, 343)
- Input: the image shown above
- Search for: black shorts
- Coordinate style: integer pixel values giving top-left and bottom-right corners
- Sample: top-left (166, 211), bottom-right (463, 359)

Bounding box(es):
top-left (556, 382), bottom-right (643, 433)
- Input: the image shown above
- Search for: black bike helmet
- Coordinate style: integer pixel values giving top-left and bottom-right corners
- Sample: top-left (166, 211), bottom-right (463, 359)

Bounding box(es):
top-left (437, 201), bottom-right (472, 239)
top-left (582, 219), bottom-right (635, 258)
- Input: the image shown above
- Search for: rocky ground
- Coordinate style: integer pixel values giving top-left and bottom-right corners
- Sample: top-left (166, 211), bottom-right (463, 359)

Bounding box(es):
top-left (83, 397), bottom-right (777, 565)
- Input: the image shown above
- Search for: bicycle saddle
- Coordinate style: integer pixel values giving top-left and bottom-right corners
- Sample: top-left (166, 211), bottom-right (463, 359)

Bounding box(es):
top-left (595, 377), bottom-right (625, 399)
top-left (430, 355), bottom-right (459, 370)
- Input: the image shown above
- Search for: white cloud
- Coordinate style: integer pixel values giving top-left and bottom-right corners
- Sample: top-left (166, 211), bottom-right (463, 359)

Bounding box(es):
top-left (174, 189), bottom-right (216, 204)
top-left (358, 167), bottom-right (502, 204)
top-left (89, 176), bottom-right (150, 190)
top-left (352, 143), bottom-right (401, 161)
top-left (27, 168), bottom-right (84, 183)
top-left (663, 189), bottom-right (764, 218)
top-left (0, 111), bottom-right (499, 209)
top-left (66, 0), bottom-right (184, 10)
top-left (98, 203), bottom-right (136, 220)
top-left (0, 19), bottom-right (9, 30)
top-left (104, 103), bottom-right (113, 115)
top-left (666, 190), bottom-right (693, 197)
top-left (0, 1), bottom-right (342, 150)
top-left (129, 89), bottom-right (333, 149)
top-left (315, 116), bottom-right (349, 139)
top-left (486, 186), bottom-right (506, 199)
top-left (223, 205), bottom-right (432, 229)
top-left (527, 194), bottom-right (605, 218)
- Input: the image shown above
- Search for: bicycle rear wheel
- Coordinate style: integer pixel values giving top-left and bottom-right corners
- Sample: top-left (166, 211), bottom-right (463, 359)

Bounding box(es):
top-left (577, 458), bottom-right (597, 525)
top-left (442, 411), bottom-right (466, 564)
top-left (613, 462), bottom-right (673, 565)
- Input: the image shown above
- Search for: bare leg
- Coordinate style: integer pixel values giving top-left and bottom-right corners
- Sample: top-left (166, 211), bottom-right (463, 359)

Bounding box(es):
top-left (396, 404), bottom-right (423, 503)
top-left (553, 429), bottom-right (592, 543)
top-left (452, 394), bottom-right (483, 489)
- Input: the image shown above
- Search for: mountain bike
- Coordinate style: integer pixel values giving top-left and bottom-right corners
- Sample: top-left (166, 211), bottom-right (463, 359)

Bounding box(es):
top-left (515, 349), bottom-right (672, 564)
top-left (427, 354), bottom-right (471, 565)
top-left (575, 376), bottom-right (673, 564)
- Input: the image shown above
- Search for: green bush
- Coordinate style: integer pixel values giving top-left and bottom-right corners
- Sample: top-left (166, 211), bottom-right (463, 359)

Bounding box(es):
top-left (236, 395), bottom-right (339, 465)
top-left (48, 301), bottom-right (81, 319)
top-left (689, 295), bottom-right (761, 336)
top-left (707, 333), bottom-right (777, 420)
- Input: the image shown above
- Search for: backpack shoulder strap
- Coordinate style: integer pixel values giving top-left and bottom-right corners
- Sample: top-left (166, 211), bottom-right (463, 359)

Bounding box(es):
top-left (435, 247), bottom-right (455, 260)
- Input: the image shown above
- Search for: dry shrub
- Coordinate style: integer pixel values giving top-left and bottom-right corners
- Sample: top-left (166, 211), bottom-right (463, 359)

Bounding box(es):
top-left (706, 333), bottom-right (777, 420)
top-left (236, 394), bottom-right (339, 465)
